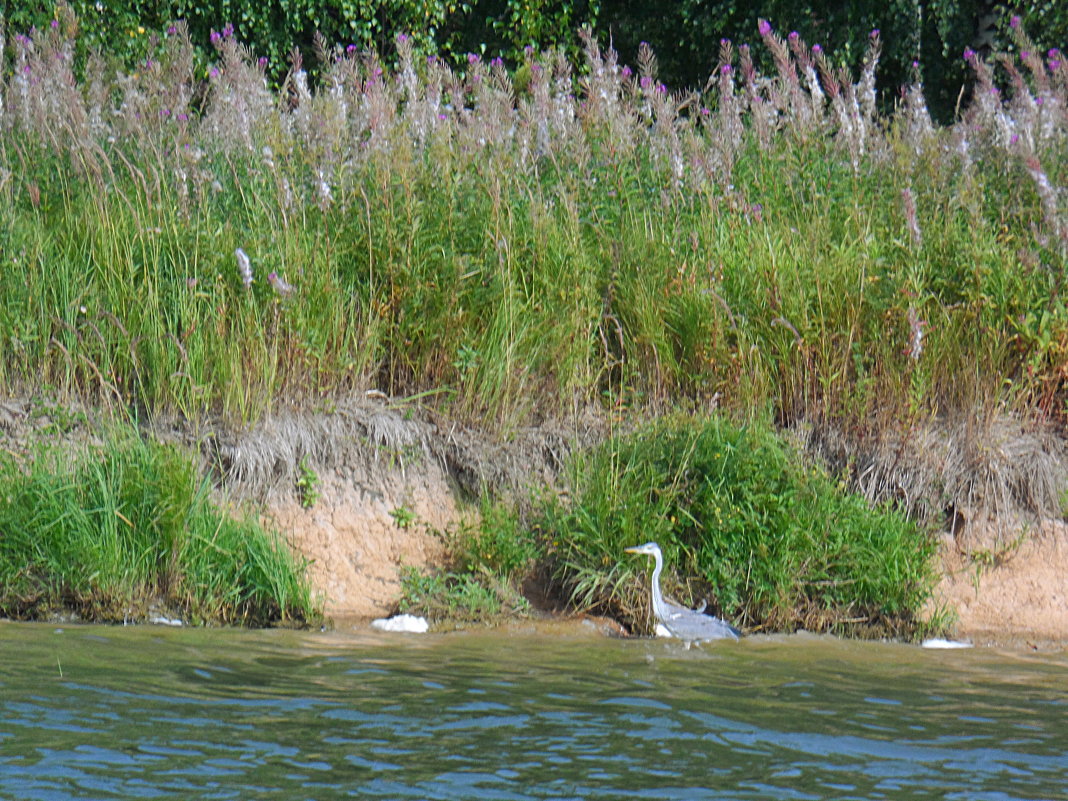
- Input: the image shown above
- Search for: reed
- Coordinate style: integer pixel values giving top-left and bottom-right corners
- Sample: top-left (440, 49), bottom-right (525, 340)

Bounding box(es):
top-left (0, 15), bottom-right (1063, 431)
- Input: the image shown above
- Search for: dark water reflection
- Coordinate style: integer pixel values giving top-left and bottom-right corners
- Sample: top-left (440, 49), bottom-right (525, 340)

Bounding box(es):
top-left (1, 623), bottom-right (1065, 800)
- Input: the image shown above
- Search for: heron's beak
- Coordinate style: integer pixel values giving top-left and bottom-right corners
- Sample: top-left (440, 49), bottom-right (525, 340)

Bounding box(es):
top-left (624, 546), bottom-right (642, 554)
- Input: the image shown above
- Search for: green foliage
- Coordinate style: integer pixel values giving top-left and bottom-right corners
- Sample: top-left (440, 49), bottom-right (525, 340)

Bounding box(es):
top-left (542, 416), bottom-right (941, 637)
top-left (296, 455), bottom-right (321, 509)
top-left (397, 501), bottom-right (540, 624)
top-left (0, 427), bottom-right (318, 625)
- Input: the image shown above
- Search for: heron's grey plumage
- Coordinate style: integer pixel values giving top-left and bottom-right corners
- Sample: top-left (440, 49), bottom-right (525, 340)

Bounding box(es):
top-left (625, 541), bottom-right (740, 645)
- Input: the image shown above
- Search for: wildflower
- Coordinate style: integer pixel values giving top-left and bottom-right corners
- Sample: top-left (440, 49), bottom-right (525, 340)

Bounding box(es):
top-left (50, 19), bottom-right (58, 29)
top-left (347, 44), bottom-right (358, 55)
top-left (870, 29), bottom-right (879, 38)
top-left (167, 25), bottom-right (177, 35)
top-left (1021, 51), bottom-right (1030, 61)
top-left (491, 57), bottom-right (504, 69)
top-left (222, 22), bottom-right (234, 38)
top-left (812, 44), bottom-right (822, 54)
top-left (210, 30), bottom-right (221, 46)
top-left (1010, 15), bottom-right (1021, 29)
top-left (398, 33), bottom-right (409, 43)
top-left (721, 64), bottom-right (732, 74)
top-left (235, 248), bottom-right (253, 289)
top-left (467, 53), bottom-right (480, 64)
top-left (267, 272), bottom-right (295, 297)
top-left (789, 31), bottom-right (799, 41)
top-left (758, 19), bottom-right (772, 37)
top-left (907, 306), bottom-right (925, 360)
top-left (621, 65), bottom-right (632, 78)
top-left (258, 57), bottom-right (268, 69)
top-left (640, 75), bottom-right (652, 90)
top-left (963, 47), bottom-right (976, 62)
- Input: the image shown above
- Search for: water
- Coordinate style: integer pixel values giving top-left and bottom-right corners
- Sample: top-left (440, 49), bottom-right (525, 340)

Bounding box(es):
top-left (1, 622), bottom-right (1066, 800)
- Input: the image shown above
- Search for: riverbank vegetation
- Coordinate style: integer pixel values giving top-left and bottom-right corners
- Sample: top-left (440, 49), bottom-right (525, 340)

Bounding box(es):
top-left (0, 424), bottom-right (318, 625)
top-left (1, 15), bottom-right (1065, 430)
top-left (0, 9), bottom-right (1064, 631)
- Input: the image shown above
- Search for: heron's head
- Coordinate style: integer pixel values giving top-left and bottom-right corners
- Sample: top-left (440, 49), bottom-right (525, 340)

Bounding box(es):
top-left (624, 542), bottom-right (661, 557)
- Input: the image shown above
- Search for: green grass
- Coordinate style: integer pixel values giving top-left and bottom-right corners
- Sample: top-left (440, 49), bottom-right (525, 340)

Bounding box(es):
top-left (539, 416), bottom-right (941, 638)
top-left (0, 20), bottom-right (1063, 430)
top-left (0, 427), bottom-right (319, 625)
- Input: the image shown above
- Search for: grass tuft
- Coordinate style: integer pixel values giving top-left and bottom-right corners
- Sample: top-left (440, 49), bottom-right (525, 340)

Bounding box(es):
top-left (540, 416), bottom-right (941, 638)
top-left (0, 426), bottom-right (318, 625)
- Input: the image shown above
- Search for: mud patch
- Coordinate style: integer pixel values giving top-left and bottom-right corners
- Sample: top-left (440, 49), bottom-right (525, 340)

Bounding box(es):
top-left (266, 462), bottom-right (466, 620)
top-left (933, 519), bottom-right (1068, 646)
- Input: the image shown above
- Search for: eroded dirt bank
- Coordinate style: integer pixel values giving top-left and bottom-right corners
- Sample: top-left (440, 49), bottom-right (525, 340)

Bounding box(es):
top-left (4, 397), bottom-right (1067, 642)
top-left (213, 402), bottom-right (1068, 645)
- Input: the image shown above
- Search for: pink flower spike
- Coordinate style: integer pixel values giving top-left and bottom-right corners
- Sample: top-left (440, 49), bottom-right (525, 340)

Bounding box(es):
top-left (812, 44), bottom-right (822, 54)
top-left (758, 19), bottom-right (772, 37)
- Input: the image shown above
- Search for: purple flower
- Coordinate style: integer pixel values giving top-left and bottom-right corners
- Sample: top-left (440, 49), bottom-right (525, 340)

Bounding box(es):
top-left (1036, 96), bottom-right (1045, 105)
top-left (490, 56), bottom-right (504, 68)
top-left (1010, 15), bottom-right (1021, 29)
top-left (912, 60), bottom-right (919, 68)
top-left (788, 31), bottom-right (799, 41)
top-left (621, 65), bottom-right (632, 78)
top-left (397, 33), bottom-right (409, 43)
top-left (167, 25), bottom-right (177, 35)
top-left (1021, 50), bottom-right (1030, 60)
top-left (347, 44), bottom-right (358, 55)
top-left (524, 45), bottom-right (534, 56)
top-left (438, 113), bottom-right (447, 120)
top-left (177, 112), bottom-right (189, 121)
top-left (639, 75), bottom-right (653, 90)
top-left (222, 22), bottom-right (234, 38)
top-left (963, 47), bottom-right (976, 62)
top-left (757, 19), bottom-right (772, 37)
top-left (145, 58), bottom-right (154, 69)
top-left (1051, 59), bottom-right (1062, 71)
top-left (467, 52), bottom-right (480, 64)
top-left (700, 107), bottom-right (710, 115)
top-left (720, 38), bottom-right (730, 46)
top-left (50, 19), bottom-right (58, 29)
top-left (721, 64), bottom-right (732, 74)
top-left (209, 30), bottom-right (221, 45)
top-left (1011, 133), bottom-right (1019, 144)
top-left (1049, 48), bottom-right (1061, 58)
top-left (812, 44), bottom-right (822, 54)
top-left (258, 56), bottom-right (268, 68)
top-left (656, 82), bottom-right (667, 94)
top-left (160, 108), bottom-right (171, 117)
top-left (209, 66), bottom-right (219, 79)
top-left (989, 86), bottom-right (1000, 95)
top-left (870, 28), bottom-right (880, 38)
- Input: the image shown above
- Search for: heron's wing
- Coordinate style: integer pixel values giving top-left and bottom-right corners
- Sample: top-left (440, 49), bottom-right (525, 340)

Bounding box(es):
top-left (662, 595), bottom-right (706, 616)
top-left (661, 608), bottom-right (740, 641)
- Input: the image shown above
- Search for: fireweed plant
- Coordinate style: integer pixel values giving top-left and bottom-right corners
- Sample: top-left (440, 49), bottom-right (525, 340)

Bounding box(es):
top-left (0, 13), bottom-right (1065, 429)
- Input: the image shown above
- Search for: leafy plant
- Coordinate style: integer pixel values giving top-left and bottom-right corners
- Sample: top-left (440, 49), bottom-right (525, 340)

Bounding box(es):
top-left (295, 455), bottom-right (321, 509)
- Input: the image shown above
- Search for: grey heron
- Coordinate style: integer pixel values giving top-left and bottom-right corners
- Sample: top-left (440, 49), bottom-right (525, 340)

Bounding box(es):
top-left (625, 541), bottom-right (741, 645)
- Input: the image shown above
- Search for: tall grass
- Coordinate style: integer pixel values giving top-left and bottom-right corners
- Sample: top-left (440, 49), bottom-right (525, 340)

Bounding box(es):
top-left (540, 416), bottom-right (940, 638)
top-left (0, 13), bottom-right (1064, 430)
top-left (0, 427), bottom-right (318, 624)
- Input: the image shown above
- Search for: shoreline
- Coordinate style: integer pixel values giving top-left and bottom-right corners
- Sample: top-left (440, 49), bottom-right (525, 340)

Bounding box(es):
top-left (2, 397), bottom-right (1066, 646)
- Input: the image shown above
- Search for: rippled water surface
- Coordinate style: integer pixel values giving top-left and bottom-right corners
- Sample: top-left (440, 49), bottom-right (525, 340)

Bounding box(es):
top-left (1, 622), bottom-right (1066, 800)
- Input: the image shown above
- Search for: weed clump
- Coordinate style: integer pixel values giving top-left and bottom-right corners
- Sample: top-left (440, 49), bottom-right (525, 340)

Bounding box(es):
top-left (542, 417), bottom-right (940, 638)
top-left (0, 428), bottom-right (318, 625)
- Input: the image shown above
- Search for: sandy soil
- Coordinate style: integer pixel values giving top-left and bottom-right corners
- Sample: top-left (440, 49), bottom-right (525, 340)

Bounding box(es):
top-left (932, 519), bottom-right (1068, 647)
top-left (268, 461), bottom-right (464, 620)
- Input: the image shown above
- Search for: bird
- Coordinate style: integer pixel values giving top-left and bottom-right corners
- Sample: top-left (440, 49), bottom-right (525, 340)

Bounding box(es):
top-left (625, 541), bottom-right (741, 646)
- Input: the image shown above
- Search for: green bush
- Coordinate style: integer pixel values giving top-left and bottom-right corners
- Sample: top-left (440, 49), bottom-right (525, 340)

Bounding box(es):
top-left (0, 427), bottom-right (318, 625)
top-left (543, 416), bottom-right (940, 637)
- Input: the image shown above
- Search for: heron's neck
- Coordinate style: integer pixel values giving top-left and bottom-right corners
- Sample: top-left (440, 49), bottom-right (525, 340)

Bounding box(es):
top-left (650, 551), bottom-right (667, 618)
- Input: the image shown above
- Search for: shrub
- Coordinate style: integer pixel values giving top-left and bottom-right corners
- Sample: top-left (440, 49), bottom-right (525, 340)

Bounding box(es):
top-left (542, 416), bottom-right (940, 637)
